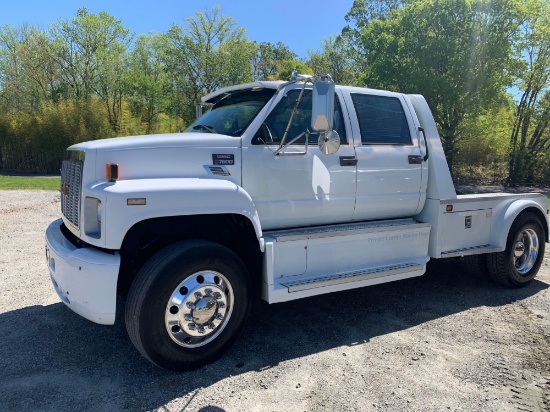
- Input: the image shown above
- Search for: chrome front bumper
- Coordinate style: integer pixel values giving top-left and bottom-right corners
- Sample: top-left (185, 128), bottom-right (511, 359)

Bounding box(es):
top-left (45, 219), bottom-right (120, 325)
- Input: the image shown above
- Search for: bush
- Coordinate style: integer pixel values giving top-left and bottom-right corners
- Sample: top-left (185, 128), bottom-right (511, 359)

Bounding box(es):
top-left (0, 99), bottom-right (113, 173)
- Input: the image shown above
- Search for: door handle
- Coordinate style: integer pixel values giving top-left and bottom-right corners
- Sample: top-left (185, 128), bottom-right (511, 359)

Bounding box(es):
top-left (408, 155), bottom-right (423, 164)
top-left (339, 156), bottom-right (358, 166)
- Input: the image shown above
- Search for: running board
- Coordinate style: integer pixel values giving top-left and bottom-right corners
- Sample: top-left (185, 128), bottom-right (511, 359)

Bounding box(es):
top-left (441, 244), bottom-right (502, 258)
top-left (261, 218), bottom-right (431, 304)
top-left (281, 262), bottom-right (423, 292)
top-left (265, 218), bottom-right (427, 242)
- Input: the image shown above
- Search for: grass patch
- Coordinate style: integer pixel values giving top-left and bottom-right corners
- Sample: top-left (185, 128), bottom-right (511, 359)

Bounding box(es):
top-left (0, 175), bottom-right (60, 190)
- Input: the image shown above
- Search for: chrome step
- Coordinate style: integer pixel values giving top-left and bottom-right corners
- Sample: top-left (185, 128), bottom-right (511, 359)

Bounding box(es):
top-left (441, 244), bottom-right (502, 258)
top-left (280, 262), bottom-right (423, 292)
top-left (265, 219), bottom-right (429, 242)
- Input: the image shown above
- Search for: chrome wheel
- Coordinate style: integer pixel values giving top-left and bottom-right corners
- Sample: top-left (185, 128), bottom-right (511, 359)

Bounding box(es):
top-left (513, 228), bottom-right (539, 275)
top-left (165, 270), bottom-right (234, 348)
top-left (486, 212), bottom-right (545, 288)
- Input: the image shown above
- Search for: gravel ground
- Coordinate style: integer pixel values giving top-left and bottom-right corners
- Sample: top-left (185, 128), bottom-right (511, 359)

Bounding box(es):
top-left (1, 190), bottom-right (549, 412)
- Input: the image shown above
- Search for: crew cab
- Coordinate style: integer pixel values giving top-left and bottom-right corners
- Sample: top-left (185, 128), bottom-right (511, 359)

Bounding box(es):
top-left (45, 74), bottom-right (549, 371)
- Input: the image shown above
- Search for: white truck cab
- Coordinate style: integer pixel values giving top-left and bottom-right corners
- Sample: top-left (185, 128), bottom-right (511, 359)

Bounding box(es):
top-left (45, 74), bottom-right (549, 371)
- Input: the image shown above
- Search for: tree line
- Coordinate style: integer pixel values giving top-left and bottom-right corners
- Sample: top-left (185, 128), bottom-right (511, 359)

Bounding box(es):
top-left (1, 1), bottom-right (549, 186)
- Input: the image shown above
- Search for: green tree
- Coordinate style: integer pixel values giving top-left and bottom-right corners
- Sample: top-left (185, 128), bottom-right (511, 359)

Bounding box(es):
top-left (508, 0), bottom-right (550, 185)
top-left (345, 0), bottom-right (410, 29)
top-left (165, 6), bottom-right (256, 123)
top-left (52, 8), bottom-right (132, 132)
top-left (455, 105), bottom-right (514, 184)
top-left (0, 24), bottom-right (59, 111)
top-left (251, 41), bottom-right (297, 81)
top-left (275, 60), bottom-right (313, 82)
top-left (94, 35), bottom-right (132, 133)
top-left (357, 0), bottom-right (523, 175)
top-left (341, 0), bottom-right (410, 80)
top-left (308, 36), bottom-right (357, 85)
top-left (127, 33), bottom-right (170, 133)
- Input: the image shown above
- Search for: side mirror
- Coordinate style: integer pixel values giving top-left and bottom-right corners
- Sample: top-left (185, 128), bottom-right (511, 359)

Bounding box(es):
top-left (196, 103), bottom-right (204, 119)
top-left (311, 74), bottom-right (335, 132)
top-left (195, 103), bottom-right (211, 120)
top-left (311, 74), bottom-right (340, 154)
top-left (273, 73), bottom-right (340, 156)
top-left (318, 130), bottom-right (340, 155)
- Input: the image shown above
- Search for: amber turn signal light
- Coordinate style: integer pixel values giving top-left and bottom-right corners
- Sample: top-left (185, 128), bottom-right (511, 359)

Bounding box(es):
top-left (106, 163), bottom-right (119, 182)
top-left (446, 205), bottom-right (453, 212)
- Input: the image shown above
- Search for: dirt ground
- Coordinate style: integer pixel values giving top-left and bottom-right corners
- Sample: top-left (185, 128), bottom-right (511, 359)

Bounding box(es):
top-left (0, 190), bottom-right (549, 412)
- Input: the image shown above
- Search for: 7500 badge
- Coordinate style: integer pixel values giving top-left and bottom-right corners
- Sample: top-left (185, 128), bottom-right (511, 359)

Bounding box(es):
top-left (212, 154), bottom-right (234, 165)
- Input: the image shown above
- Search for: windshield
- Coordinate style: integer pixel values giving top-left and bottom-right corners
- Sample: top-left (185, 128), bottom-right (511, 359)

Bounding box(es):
top-left (186, 88), bottom-right (276, 136)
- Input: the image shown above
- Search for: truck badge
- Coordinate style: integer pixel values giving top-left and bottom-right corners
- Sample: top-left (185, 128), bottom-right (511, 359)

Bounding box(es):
top-left (212, 154), bottom-right (234, 165)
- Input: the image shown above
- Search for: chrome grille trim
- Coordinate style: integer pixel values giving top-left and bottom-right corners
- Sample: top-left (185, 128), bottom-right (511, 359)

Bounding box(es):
top-left (204, 165), bottom-right (231, 176)
top-left (61, 150), bottom-right (84, 229)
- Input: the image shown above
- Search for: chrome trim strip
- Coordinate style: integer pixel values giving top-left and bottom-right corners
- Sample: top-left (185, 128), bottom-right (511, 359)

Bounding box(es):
top-left (281, 262), bottom-right (424, 292)
top-left (265, 219), bottom-right (430, 242)
top-left (440, 193), bottom-right (545, 204)
top-left (203, 165), bottom-right (231, 176)
top-left (441, 244), bottom-right (503, 258)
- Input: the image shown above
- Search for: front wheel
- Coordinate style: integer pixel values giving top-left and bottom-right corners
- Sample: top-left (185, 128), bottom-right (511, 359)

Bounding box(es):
top-left (486, 212), bottom-right (545, 288)
top-left (125, 240), bottom-right (251, 371)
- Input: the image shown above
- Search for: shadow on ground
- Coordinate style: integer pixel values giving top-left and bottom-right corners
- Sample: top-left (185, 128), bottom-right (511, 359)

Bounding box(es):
top-left (1, 259), bottom-right (547, 411)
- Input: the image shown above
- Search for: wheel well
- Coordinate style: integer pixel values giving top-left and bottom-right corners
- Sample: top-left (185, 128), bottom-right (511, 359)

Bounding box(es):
top-left (118, 214), bottom-right (263, 299)
top-left (519, 207), bottom-right (548, 242)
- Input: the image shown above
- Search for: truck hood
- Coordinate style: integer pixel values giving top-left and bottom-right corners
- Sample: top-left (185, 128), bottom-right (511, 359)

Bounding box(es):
top-left (68, 133), bottom-right (243, 185)
top-left (70, 132), bottom-right (241, 151)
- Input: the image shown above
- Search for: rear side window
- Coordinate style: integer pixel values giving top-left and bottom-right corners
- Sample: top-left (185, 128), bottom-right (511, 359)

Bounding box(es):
top-left (351, 94), bottom-right (411, 145)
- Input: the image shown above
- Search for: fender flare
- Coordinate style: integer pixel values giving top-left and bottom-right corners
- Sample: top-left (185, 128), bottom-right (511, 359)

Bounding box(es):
top-left (489, 198), bottom-right (549, 249)
top-left (99, 178), bottom-right (263, 250)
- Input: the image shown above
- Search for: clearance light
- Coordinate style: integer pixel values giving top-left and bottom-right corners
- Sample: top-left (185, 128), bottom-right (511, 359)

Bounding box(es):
top-left (446, 205), bottom-right (454, 212)
top-left (106, 163), bottom-right (119, 182)
top-left (127, 198), bottom-right (146, 206)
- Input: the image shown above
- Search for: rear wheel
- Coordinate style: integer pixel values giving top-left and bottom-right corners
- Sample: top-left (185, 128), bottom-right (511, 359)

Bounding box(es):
top-left (463, 253), bottom-right (490, 280)
top-left (486, 212), bottom-right (545, 288)
top-left (125, 240), bottom-right (250, 371)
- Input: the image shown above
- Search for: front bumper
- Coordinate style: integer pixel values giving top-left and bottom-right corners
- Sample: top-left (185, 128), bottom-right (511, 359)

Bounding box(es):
top-left (45, 219), bottom-right (120, 325)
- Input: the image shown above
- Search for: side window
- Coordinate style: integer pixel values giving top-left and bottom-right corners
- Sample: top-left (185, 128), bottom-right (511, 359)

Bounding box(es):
top-left (253, 89), bottom-right (347, 145)
top-left (351, 94), bottom-right (412, 145)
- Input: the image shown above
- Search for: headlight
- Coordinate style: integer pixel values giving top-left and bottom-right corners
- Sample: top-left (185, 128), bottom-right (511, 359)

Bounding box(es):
top-left (84, 197), bottom-right (102, 239)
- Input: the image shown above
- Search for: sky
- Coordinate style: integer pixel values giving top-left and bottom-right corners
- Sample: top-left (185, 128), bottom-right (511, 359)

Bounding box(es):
top-left (1, 0), bottom-right (354, 58)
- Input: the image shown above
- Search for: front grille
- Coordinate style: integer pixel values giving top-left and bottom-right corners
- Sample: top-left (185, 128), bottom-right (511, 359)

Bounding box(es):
top-left (60, 150), bottom-right (85, 229)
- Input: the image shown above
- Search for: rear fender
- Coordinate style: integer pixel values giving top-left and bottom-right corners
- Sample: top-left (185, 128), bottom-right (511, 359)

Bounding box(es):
top-left (490, 199), bottom-right (549, 248)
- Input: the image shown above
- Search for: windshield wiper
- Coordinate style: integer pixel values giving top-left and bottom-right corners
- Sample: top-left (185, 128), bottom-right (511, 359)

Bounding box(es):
top-left (192, 124), bottom-right (218, 134)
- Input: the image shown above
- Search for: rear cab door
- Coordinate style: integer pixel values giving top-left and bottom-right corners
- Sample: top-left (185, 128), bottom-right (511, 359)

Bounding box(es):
top-left (339, 87), bottom-right (427, 220)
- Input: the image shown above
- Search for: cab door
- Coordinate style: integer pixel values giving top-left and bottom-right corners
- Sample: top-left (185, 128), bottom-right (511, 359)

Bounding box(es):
top-left (340, 89), bottom-right (425, 220)
top-left (241, 86), bottom-right (356, 230)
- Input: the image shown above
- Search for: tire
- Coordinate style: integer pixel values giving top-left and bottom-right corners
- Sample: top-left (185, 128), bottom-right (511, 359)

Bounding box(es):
top-left (463, 253), bottom-right (490, 280)
top-left (486, 212), bottom-right (545, 288)
top-left (125, 240), bottom-right (251, 371)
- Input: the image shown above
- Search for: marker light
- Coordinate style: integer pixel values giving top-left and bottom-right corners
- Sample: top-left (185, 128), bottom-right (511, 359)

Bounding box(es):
top-left (106, 163), bottom-right (119, 182)
top-left (446, 205), bottom-right (453, 212)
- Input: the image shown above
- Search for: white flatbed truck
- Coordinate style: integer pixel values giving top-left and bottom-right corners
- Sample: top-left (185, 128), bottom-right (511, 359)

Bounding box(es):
top-left (45, 74), bottom-right (549, 371)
